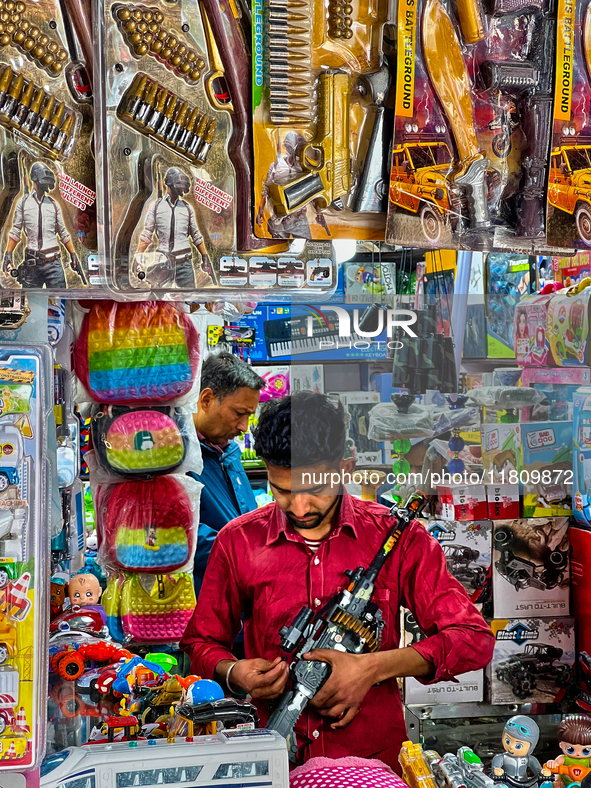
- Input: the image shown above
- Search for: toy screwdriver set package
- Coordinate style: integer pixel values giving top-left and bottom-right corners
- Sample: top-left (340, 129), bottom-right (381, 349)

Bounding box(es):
top-left (95, 0), bottom-right (336, 297)
top-left (0, 344), bottom-right (51, 769)
top-left (0, 0), bottom-right (98, 293)
top-left (251, 0), bottom-right (395, 242)
top-left (547, 0), bottom-right (591, 249)
top-left (386, 0), bottom-right (559, 252)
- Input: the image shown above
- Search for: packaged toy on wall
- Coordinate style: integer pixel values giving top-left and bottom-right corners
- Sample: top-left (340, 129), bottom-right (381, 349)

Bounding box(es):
top-left (0, 0), bottom-right (99, 293)
top-left (386, 0), bottom-right (557, 251)
top-left (95, 0), bottom-right (335, 296)
top-left (521, 367), bottom-right (591, 422)
top-left (0, 344), bottom-right (51, 768)
top-left (420, 518), bottom-right (491, 596)
top-left (486, 255), bottom-right (536, 358)
top-left (514, 294), bottom-right (554, 367)
top-left (481, 423), bottom-right (523, 483)
top-left (554, 254), bottom-right (591, 287)
top-left (547, 283), bottom-right (591, 366)
top-left (492, 517), bottom-right (570, 618)
top-left (547, 0), bottom-right (591, 250)
top-left (521, 421), bottom-right (572, 516)
top-left (572, 387), bottom-right (591, 528)
top-left (488, 617), bottom-right (574, 703)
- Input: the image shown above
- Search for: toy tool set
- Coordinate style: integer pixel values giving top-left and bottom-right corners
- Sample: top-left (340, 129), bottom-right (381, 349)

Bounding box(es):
top-left (0, 0), bottom-right (97, 292)
top-left (95, 0), bottom-right (336, 297)
top-left (386, 0), bottom-right (558, 252)
top-left (251, 0), bottom-right (394, 241)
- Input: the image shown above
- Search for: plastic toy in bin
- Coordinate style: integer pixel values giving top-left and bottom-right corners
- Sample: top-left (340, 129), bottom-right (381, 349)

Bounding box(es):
top-left (543, 716), bottom-right (591, 787)
top-left (491, 716), bottom-right (543, 787)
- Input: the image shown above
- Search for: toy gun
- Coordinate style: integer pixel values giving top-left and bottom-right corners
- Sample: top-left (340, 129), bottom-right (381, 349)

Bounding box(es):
top-left (70, 254), bottom-right (88, 285)
top-left (310, 265), bottom-right (330, 280)
top-left (267, 491), bottom-right (427, 759)
top-left (268, 70), bottom-right (351, 216)
top-left (432, 747), bottom-right (500, 788)
top-left (399, 741), bottom-right (440, 788)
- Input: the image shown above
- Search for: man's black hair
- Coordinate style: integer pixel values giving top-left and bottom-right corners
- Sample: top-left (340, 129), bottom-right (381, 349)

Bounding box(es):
top-left (253, 392), bottom-right (345, 468)
top-left (200, 352), bottom-right (264, 399)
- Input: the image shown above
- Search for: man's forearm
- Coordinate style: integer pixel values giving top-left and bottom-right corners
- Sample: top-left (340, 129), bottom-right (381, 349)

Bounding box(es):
top-left (214, 658), bottom-right (236, 686)
top-left (367, 646), bottom-right (434, 685)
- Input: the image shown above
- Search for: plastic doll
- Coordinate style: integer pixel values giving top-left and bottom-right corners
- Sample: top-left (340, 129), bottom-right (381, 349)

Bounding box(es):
top-left (544, 716), bottom-right (591, 787)
top-left (50, 577), bottom-right (68, 620)
top-left (492, 716), bottom-right (542, 788)
top-left (68, 572), bottom-right (107, 623)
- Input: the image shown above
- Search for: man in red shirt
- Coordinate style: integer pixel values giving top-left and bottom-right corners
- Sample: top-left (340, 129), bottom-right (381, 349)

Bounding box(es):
top-left (181, 393), bottom-right (494, 768)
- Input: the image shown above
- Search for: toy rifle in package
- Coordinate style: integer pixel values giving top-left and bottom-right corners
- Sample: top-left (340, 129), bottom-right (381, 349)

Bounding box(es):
top-left (386, 0), bottom-right (562, 253)
top-left (267, 491), bottom-right (427, 761)
top-left (95, 0), bottom-right (336, 297)
top-left (0, 0), bottom-right (99, 292)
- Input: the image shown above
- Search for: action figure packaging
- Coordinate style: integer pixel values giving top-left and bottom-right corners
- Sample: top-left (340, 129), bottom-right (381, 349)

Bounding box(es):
top-left (0, 344), bottom-right (51, 768)
top-left (547, 0), bottom-right (591, 250)
top-left (520, 420), bottom-right (573, 516)
top-left (0, 0), bottom-right (99, 293)
top-left (492, 517), bottom-right (570, 618)
top-left (488, 617), bottom-right (574, 703)
top-left (419, 518), bottom-right (491, 595)
top-left (385, 0), bottom-right (561, 253)
top-left (94, 0), bottom-right (336, 298)
top-left (251, 0), bottom-right (395, 242)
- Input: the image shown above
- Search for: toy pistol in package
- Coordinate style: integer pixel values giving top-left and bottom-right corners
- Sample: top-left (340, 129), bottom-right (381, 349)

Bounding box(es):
top-left (95, 0), bottom-right (336, 296)
top-left (251, 0), bottom-right (396, 241)
top-left (0, 0), bottom-right (99, 292)
top-left (386, 0), bottom-right (559, 252)
top-left (546, 0), bottom-right (591, 250)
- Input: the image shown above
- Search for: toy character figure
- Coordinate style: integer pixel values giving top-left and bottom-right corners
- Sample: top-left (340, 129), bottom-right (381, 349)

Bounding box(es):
top-left (492, 716), bottom-right (542, 788)
top-left (2, 162), bottom-right (84, 288)
top-left (256, 131), bottom-right (331, 239)
top-left (69, 572), bottom-right (102, 607)
top-left (544, 716), bottom-right (591, 787)
top-left (134, 166), bottom-right (211, 289)
top-left (492, 449), bottom-right (517, 483)
top-left (50, 576), bottom-right (67, 620)
top-left (516, 307), bottom-right (529, 339)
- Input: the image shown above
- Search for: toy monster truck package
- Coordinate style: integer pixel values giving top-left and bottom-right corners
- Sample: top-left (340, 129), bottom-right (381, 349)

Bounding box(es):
top-left (492, 517), bottom-right (570, 618)
top-left (251, 0), bottom-right (396, 243)
top-left (0, 0), bottom-right (100, 293)
top-left (488, 616), bottom-right (574, 703)
top-left (0, 344), bottom-right (51, 768)
top-left (546, 0), bottom-right (591, 250)
top-left (94, 0), bottom-right (336, 298)
top-left (420, 518), bottom-right (492, 596)
top-left (386, 0), bottom-right (560, 252)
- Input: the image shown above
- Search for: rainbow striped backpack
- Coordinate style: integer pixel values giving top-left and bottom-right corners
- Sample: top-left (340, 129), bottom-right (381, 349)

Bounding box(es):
top-left (74, 301), bottom-right (199, 405)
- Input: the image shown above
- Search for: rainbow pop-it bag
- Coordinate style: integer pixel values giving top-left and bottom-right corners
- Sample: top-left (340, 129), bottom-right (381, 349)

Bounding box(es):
top-left (74, 301), bottom-right (200, 405)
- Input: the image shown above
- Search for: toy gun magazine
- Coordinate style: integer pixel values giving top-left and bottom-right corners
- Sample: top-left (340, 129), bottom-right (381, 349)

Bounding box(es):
top-left (267, 491), bottom-right (427, 759)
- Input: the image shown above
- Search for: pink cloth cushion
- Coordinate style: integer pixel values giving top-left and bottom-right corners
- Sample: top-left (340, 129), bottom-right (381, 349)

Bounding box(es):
top-left (290, 757), bottom-right (408, 788)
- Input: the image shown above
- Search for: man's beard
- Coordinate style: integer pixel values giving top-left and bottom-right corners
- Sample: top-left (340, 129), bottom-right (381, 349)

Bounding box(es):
top-left (285, 511), bottom-right (325, 530)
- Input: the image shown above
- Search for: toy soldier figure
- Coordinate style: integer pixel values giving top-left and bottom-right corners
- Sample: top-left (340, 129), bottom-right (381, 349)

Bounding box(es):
top-left (135, 166), bottom-right (211, 289)
top-left (2, 163), bottom-right (84, 288)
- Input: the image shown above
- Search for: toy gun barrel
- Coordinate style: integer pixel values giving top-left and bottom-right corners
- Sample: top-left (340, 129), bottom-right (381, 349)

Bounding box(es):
top-left (71, 257), bottom-right (88, 285)
top-left (365, 491), bottom-right (426, 584)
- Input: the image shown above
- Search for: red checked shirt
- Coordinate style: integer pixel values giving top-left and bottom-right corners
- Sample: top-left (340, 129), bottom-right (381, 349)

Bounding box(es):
top-left (181, 494), bottom-right (494, 764)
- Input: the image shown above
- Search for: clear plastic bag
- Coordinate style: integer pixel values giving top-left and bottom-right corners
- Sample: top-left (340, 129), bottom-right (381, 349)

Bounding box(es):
top-left (368, 403), bottom-right (435, 441)
top-left (466, 386), bottom-right (545, 410)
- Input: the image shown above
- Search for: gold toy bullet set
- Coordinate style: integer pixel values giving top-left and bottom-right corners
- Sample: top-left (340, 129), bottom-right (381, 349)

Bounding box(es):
top-left (118, 73), bottom-right (216, 163)
top-left (113, 3), bottom-right (206, 84)
top-left (328, 0), bottom-right (353, 40)
top-left (0, 0), bottom-right (68, 74)
top-left (0, 67), bottom-right (75, 158)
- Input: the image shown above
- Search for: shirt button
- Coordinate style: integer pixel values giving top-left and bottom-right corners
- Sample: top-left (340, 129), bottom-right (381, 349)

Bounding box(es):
top-left (314, 557), bottom-right (320, 566)
top-left (312, 730), bottom-right (320, 739)
top-left (314, 598), bottom-right (321, 607)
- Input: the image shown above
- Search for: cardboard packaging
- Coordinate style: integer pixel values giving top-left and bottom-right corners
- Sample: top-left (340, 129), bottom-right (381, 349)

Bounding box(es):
top-left (514, 294), bottom-right (554, 367)
top-left (546, 287), bottom-right (591, 367)
top-left (481, 423), bottom-right (523, 483)
top-left (488, 617), bottom-right (575, 704)
top-left (404, 673), bottom-right (484, 705)
top-left (492, 517), bottom-right (570, 618)
top-left (573, 387), bottom-right (591, 529)
top-left (485, 255), bottom-right (536, 359)
top-left (520, 421), bottom-right (572, 517)
top-left (486, 485), bottom-right (520, 520)
top-left (436, 485), bottom-right (488, 522)
top-left (521, 366), bottom-right (591, 422)
top-left (336, 392), bottom-right (384, 466)
top-left (570, 526), bottom-right (591, 654)
top-left (420, 518), bottom-right (491, 596)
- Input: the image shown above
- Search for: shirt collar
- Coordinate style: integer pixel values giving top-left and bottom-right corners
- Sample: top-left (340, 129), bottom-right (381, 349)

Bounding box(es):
top-left (197, 431), bottom-right (231, 456)
top-left (265, 490), bottom-right (359, 546)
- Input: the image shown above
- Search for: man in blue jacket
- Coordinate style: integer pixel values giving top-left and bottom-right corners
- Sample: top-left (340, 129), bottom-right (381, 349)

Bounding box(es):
top-left (189, 352), bottom-right (264, 596)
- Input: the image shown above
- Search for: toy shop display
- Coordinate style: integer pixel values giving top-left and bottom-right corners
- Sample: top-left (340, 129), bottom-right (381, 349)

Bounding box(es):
top-left (492, 517), bottom-right (570, 619)
top-left (520, 421), bottom-right (573, 516)
top-left (488, 617), bottom-right (574, 703)
top-left (95, 0), bottom-right (335, 297)
top-left (486, 255), bottom-right (537, 359)
top-left (386, 0), bottom-right (557, 251)
top-left (547, 283), bottom-right (591, 367)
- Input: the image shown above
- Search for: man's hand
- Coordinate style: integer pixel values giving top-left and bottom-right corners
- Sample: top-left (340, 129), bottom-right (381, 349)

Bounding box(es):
top-left (201, 254), bottom-right (213, 277)
top-left (231, 657), bottom-right (289, 700)
top-left (304, 649), bottom-right (377, 729)
top-left (256, 206), bottom-right (265, 225)
top-left (2, 251), bottom-right (14, 275)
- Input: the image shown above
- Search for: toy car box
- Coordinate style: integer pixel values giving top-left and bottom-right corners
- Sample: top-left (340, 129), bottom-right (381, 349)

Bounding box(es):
top-left (573, 387), bottom-right (591, 528)
top-left (492, 517), bottom-right (570, 618)
top-left (481, 423), bottom-right (523, 482)
top-left (435, 485), bottom-right (488, 522)
top-left (404, 672), bottom-right (484, 705)
top-left (547, 286), bottom-right (591, 367)
top-left (488, 617), bottom-right (575, 704)
top-left (520, 421), bottom-right (573, 517)
top-left (486, 485), bottom-right (520, 520)
top-left (419, 518), bottom-right (491, 595)
top-left (514, 293), bottom-right (554, 368)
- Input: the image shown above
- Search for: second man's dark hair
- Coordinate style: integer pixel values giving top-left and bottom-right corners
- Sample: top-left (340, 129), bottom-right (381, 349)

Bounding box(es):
top-left (253, 392), bottom-right (346, 468)
top-left (200, 352), bottom-right (264, 399)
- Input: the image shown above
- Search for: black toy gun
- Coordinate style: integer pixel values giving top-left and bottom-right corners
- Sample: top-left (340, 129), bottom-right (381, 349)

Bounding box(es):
top-left (267, 491), bottom-right (427, 759)
top-left (70, 255), bottom-right (88, 286)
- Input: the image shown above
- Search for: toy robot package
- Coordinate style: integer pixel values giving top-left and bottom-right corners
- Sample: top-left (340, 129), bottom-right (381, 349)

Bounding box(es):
top-left (386, 0), bottom-right (559, 252)
top-left (0, 0), bottom-right (99, 292)
top-left (492, 517), bottom-right (570, 618)
top-left (520, 421), bottom-right (572, 516)
top-left (0, 345), bottom-right (51, 768)
top-left (251, 0), bottom-right (394, 242)
top-left (95, 0), bottom-right (336, 297)
top-left (488, 617), bottom-right (574, 703)
top-left (547, 0), bottom-right (591, 250)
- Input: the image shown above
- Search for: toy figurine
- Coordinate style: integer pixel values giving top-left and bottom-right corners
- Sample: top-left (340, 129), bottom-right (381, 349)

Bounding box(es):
top-left (492, 716), bottom-right (542, 788)
top-left (544, 716), bottom-right (591, 787)
top-left (68, 572), bottom-right (107, 624)
top-left (50, 576), bottom-right (68, 620)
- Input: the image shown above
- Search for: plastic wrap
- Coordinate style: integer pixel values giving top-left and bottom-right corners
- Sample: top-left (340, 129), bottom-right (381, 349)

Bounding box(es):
top-left (367, 402), bottom-right (434, 441)
top-left (466, 385), bottom-right (545, 410)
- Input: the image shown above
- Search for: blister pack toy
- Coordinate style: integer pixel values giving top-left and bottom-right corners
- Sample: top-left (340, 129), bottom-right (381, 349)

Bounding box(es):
top-left (0, 0), bottom-right (100, 292)
top-left (385, 0), bottom-right (559, 252)
top-left (251, 0), bottom-right (395, 242)
top-left (73, 301), bottom-right (201, 405)
top-left (0, 345), bottom-right (51, 769)
top-left (95, 0), bottom-right (336, 296)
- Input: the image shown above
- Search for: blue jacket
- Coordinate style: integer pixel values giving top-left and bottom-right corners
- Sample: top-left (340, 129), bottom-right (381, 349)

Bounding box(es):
top-left (188, 440), bottom-right (257, 595)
